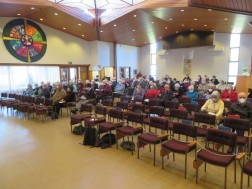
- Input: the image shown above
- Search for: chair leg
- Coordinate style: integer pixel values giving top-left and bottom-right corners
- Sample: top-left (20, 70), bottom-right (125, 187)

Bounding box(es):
top-left (248, 175), bottom-right (250, 187)
top-left (240, 171), bottom-right (243, 189)
top-left (184, 154), bottom-right (187, 179)
top-left (224, 167), bottom-right (227, 189)
top-left (234, 160), bottom-right (236, 183)
top-left (153, 144), bottom-right (156, 166)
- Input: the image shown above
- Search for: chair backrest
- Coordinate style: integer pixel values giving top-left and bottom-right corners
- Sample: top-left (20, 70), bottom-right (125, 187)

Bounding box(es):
top-left (173, 122), bottom-right (197, 138)
top-left (183, 103), bottom-right (200, 113)
top-left (131, 103), bottom-right (145, 113)
top-left (1, 92), bottom-right (7, 98)
top-left (193, 112), bottom-right (216, 125)
top-left (120, 96), bottom-right (131, 103)
top-left (178, 97), bottom-right (192, 104)
top-left (206, 128), bottom-right (237, 148)
top-left (224, 117), bottom-right (251, 132)
top-left (149, 106), bottom-right (164, 116)
top-left (150, 116), bottom-right (168, 130)
top-left (44, 98), bottom-right (53, 106)
top-left (149, 99), bottom-right (162, 106)
top-left (80, 103), bottom-right (93, 113)
top-left (127, 111), bottom-right (144, 124)
top-left (109, 109), bottom-right (124, 120)
top-left (116, 101), bottom-right (128, 110)
top-left (20, 95), bottom-right (27, 102)
top-left (223, 100), bottom-right (232, 109)
top-left (170, 109), bottom-right (188, 120)
top-left (8, 93), bottom-right (15, 99)
top-left (196, 98), bottom-right (207, 106)
top-left (102, 98), bottom-right (113, 107)
top-left (95, 105), bottom-right (107, 116)
top-left (27, 96), bottom-right (35, 103)
top-left (165, 101), bottom-right (179, 109)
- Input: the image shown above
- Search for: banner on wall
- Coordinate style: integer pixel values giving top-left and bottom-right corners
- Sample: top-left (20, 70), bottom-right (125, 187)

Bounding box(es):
top-left (183, 58), bottom-right (192, 75)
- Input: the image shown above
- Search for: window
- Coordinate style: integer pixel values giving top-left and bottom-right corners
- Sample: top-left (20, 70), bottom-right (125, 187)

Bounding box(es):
top-left (228, 34), bottom-right (240, 85)
top-left (150, 43), bottom-right (157, 80)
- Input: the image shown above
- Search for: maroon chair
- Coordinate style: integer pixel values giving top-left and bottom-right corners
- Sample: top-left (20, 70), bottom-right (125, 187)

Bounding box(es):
top-left (194, 128), bottom-right (237, 189)
top-left (193, 112), bottom-right (216, 138)
top-left (84, 105), bottom-right (107, 128)
top-left (196, 98), bottom-right (207, 108)
top-left (116, 101), bottom-right (128, 111)
top-left (137, 116), bottom-right (169, 166)
top-left (223, 117), bottom-right (251, 153)
top-left (70, 103), bottom-right (93, 132)
top-left (129, 103), bottom-right (145, 113)
top-left (144, 99), bottom-right (162, 114)
top-left (161, 122), bottom-right (197, 178)
top-left (178, 96), bottom-right (191, 105)
top-left (143, 106), bottom-right (165, 127)
top-left (98, 109), bottom-right (124, 146)
top-left (241, 159), bottom-right (252, 189)
top-left (168, 108), bottom-right (189, 134)
top-left (120, 96), bottom-right (131, 103)
top-left (164, 101), bottom-right (179, 117)
top-left (116, 111), bottom-right (144, 154)
top-left (183, 103), bottom-right (200, 120)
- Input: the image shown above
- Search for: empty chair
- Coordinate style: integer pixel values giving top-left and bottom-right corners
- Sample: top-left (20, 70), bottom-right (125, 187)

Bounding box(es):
top-left (144, 106), bottom-right (165, 128)
top-left (164, 101), bottom-right (179, 117)
top-left (240, 159), bottom-right (252, 189)
top-left (193, 112), bottom-right (216, 138)
top-left (116, 111), bottom-right (144, 154)
top-left (196, 98), bottom-right (207, 108)
top-left (137, 116), bottom-right (169, 166)
top-left (120, 96), bottom-right (131, 103)
top-left (70, 104), bottom-right (93, 132)
top-left (116, 101), bottom-right (128, 111)
top-left (98, 109), bottom-right (124, 146)
top-left (194, 128), bottom-right (237, 189)
top-left (168, 108), bottom-right (189, 134)
top-left (178, 96), bottom-right (191, 105)
top-left (129, 103), bottom-right (145, 113)
top-left (84, 105), bottom-right (107, 128)
top-left (183, 103), bottom-right (200, 120)
top-left (161, 122), bottom-right (197, 178)
top-left (144, 99), bottom-right (162, 114)
top-left (102, 97), bottom-right (114, 108)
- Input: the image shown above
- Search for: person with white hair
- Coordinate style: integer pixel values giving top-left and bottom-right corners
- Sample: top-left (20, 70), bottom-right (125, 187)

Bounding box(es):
top-left (201, 90), bottom-right (224, 120)
top-left (186, 85), bottom-right (198, 104)
top-left (173, 83), bottom-right (184, 98)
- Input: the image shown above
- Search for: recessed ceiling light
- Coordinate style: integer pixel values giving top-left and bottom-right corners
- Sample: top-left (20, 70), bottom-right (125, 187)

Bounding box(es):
top-left (180, 9), bottom-right (184, 12)
top-left (82, 34), bottom-right (85, 37)
top-left (224, 18), bottom-right (228, 20)
top-left (40, 18), bottom-right (43, 21)
top-left (78, 23), bottom-right (81, 26)
top-left (208, 9), bottom-right (212, 11)
top-left (145, 42), bottom-right (147, 43)
top-left (152, 22), bottom-right (155, 24)
top-left (181, 24), bottom-right (185, 26)
top-left (194, 18), bottom-right (198, 21)
top-left (212, 29), bottom-right (215, 31)
top-left (191, 29), bottom-right (194, 31)
top-left (17, 13), bottom-right (21, 16)
top-left (132, 29), bottom-right (136, 32)
top-left (133, 15), bottom-right (137, 17)
top-left (159, 37), bottom-right (162, 39)
top-left (165, 27), bottom-right (168, 29)
top-left (63, 27), bottom-right (66, 30)
top-left (176, 31), bottom-right (179, 33)
top-left (114, 24), bottom-right (117, 27)
top-left (54, 13), bottom-right (58, 16)
top-left (100, 30), bottom-right (103, 33)
top-left (204, 24), bottom-right (207, 27)
top-left (132, 39), bottom-right (135, 41)
top-left (153, 10), bottom-right (156, 13)
top-left (169, 18), bottom-right (172, 21)
top-left (31, 7), bottom-right (35, 10)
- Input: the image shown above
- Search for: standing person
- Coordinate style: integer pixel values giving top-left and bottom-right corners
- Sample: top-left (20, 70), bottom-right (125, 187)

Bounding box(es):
top-left (52, 82), bottom-right (67, 119)
top-left (201, 91), bottom-right (224, 122)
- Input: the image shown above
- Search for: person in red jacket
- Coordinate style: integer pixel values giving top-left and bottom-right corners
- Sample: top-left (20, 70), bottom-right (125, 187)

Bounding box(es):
top-left (145, 84), bottom-right (159, 99)
top-left (221, 84), bottom-right (238, 103)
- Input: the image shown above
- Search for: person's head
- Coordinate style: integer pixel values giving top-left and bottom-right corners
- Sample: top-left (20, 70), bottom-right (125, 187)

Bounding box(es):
top-left (27, 84), bottom-right (32, 88)
top-left (212, 75), bottom-right (216, 79)
top-left (211, 91), bottom-right (220, 103)
top-left (175, 83), bottom-right (180, 90)
top-left (208, 84), bottom-right (215, 93)
top-left (34, 83), bottom-right (38, 88)
top-left (164, 84), bottom-right (170, 91)
top-left (41, 81), bottom-right (44, 85)
top-left (188, 85), bottom-right (194, 92)
top-left (151, 83), bottom-right (157, 90)
top-left (42, 83), bottom-right (47, 89)
top-left (226, 84), bottom-right (232, 92)
top-left (47, 81), bottom-right (51, 85)
top-left (86, 83), bottom-right (92, 88)
top-left (77, 79), bottom-right (82, 83)
top-left (55, 82), bottom-right (62, 90)
top-left (238, 92), bottom-right (247, 105)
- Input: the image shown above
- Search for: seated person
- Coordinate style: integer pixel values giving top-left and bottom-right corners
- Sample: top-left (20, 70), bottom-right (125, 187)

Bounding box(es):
top-left (39, 83), bottom-right (50, 99)
top-left (113, 80), bottom-right (125, 99)
top-left (159, 84), bottom-right (174, 102)
top-left (186, 85), bottom-right (198, 104)
top-left (64, 86), bottom-right (75, 102)
top-left (172, 83), bottom-right (184, 99)
top-left (132, 84), bottom-right (145, 102)
top-left (51, 82), bottom-right (67, 119)
top-left (228, 92), bottom-right (252, 136)
top-left (23, 84), bottom-right (33, 96)
top-left (220, 84), bottom-right (237, 103)
top-left (77, 79), bottom-right (84, 91)
top-left (203, 84), bottom-right (215, 99)
top-left (33, 83), bottom-right (39, 96)
top-left (201, 91), bottom-right (224, 122)
top-left (145, 84), bottom-right (159, 100)
top-left (96, 80), bottom-right (112, 103)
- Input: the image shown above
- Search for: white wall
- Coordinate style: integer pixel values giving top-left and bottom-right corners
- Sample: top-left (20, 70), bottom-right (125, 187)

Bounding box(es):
top-left (139, 45), bottom-right (150, 77)
top-left (239, 34), bottom-right (252, 74)
top-left (116, 44), bottom-right (139, 80)
top-left (0, 17), bottom-right (91, 65)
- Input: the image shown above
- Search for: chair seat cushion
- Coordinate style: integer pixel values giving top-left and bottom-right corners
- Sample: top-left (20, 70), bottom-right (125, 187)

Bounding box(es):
top-left (197, 148), bottom-right (235, 167)
top-left (71, 114), bottom-right (85, 121)
top-left (85, 117), bottom-right (106, 125)
top-left (138, 133), bottom-right (161, 144)
top-left (197, 127), bottom-right (207, 137)
top-left (164, 111), bottom-right (170, 117)
top-left (243, 160), bottom-right (252, 176)
top-left (162, 139), bottom-right (194, 154)
top-left (143, 118), bottom-right (150, 125)
top-left (117, 125), bottom-right (143, 135)
top-left (168, 122), bottom-right (173, 130)
top-left (99, 122), bottom-right (116, 130)
top-left (237, 136), bottom-right (247, 145)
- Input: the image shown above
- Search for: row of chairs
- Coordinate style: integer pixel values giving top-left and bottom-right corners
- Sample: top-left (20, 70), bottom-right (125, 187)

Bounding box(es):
top-left (70, 100), bottom-right (252, 189)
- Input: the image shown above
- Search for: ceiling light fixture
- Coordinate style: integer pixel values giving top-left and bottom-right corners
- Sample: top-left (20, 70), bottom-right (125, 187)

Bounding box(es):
top-left (48, 0), bottom-right (146, 10)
